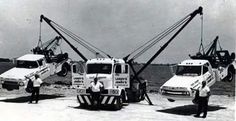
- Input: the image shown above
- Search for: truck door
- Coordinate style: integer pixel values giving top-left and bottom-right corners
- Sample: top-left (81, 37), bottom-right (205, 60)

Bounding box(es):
top-left (71, 61), bottom-right (85, 87)
top-left (203, 63), bottom-right (215, 87)
top-left (114, 64), bottom-right (130, 88)
top-left (38, 59), bottom-right (50, 80)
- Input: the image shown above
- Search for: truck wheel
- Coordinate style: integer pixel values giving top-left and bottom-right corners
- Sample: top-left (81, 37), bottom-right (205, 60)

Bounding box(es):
top-left (167, 99), bottom-right (175, 102)
top-left (114, 96), bottom-right (123, 110)
top-left (121, 91), bottom-right (127, 103)
top-left (226, 69), bottom-right (235, 82)
top-left (57, 65), bottom-right (68, 77)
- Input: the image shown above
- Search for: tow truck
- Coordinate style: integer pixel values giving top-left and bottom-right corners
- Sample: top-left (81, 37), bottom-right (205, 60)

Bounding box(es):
top-left (0, 36), bottom-right (69, 91)
top-left (159, 36), bottom-right (235, 102)
top-left (71, 6), bottom-right (203, 109)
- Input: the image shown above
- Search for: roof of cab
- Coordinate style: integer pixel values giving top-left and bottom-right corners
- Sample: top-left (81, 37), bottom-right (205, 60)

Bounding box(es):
top-left (17, 54), bottom-right (45, 61)
top-left (87, 58), bottom-right (125, 64)
top-left (179, 59), bottom-right (209, 66)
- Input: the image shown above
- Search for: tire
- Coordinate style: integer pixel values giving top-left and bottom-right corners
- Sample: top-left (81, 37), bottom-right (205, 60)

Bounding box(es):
top-left (114, 96), bottom-right (123, 110)
top-left (167, 99), bottom-right (175, 102)
top-left (121, 91), bottom-right (127, 103)
top-left (57, 65), bottom-right (68, 77)
top-left (226, 69), bottom-right (235, 82)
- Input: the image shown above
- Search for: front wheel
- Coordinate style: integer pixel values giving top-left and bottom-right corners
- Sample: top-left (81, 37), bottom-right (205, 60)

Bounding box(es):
top-left (167, 99), bottom-right (175, 102)
top-left (226, 69), bottom-right (235, 82)
top-left (114, 96), bottom-right (123, 110)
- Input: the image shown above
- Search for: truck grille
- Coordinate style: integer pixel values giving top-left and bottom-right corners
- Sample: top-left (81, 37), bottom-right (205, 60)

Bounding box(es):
top-left (161, 89), bottom-right (190, 96)
top-left (3, 81), bottom-right (18, 85)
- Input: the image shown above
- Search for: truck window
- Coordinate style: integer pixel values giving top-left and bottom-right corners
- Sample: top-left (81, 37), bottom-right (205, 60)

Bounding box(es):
top-left (203, 66), bottom-right (208, 74)
top-left (176, 66), bottom-right (201, 76)
top-left (38, 59), bottom-right (43, 66)
top-left (73, 63), bottom-right (84, 74)
top-left (16, 60), bottom-right (38, 68)
top-left (73, 65), bottom-right (77, 73)
top-left (115, 64), bottom-right (122, 73)
top-left (87, 64), bottom-right (112, 74)
top-left (125, 65), bottom-right (129, 73)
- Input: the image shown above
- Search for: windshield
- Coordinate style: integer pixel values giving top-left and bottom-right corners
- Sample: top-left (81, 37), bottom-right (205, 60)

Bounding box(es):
top-left (176, 66), bottom-right (201, 76)
top-left (87, 64), bottom-right (112, 74)
top-left (16, 60), bottom-right (38, 68)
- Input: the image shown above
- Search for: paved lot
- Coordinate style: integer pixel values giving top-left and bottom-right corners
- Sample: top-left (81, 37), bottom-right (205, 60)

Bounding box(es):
top-left (0, 93), bottom-right (234, 121)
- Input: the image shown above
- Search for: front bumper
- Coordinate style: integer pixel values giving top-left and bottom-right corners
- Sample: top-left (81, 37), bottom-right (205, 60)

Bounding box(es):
top-left (159, 89), bottom-right (194, 101)
top-left (1, 80), bottom-right (25, 90)
top-left (76, 88), bottom-right (122, 106)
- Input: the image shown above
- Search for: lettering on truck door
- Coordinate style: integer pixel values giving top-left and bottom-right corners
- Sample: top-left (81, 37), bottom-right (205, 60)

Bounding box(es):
top-left (72, 61), bottom-right (85, 87)
top-left (203, 63), bottom-right (214, 86)
top-left (114, 64), bottom-right (130, 88)
top-left (38, 59), bottom-right (50, 80)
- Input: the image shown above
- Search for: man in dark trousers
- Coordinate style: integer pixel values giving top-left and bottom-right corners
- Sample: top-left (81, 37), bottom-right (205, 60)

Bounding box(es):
top-left (89, 77), bottom-right (103, 108)
top-left (194, 81), bottom-right (211, 118)
top-left (29, 74), bottom-right (43, 104)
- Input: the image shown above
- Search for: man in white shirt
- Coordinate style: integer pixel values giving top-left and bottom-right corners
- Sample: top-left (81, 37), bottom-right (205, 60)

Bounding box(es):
top-left (29, 74), bottom-right (43, 104)
top-left (89, 77), bottom-right (103, 107)
top-left (194, 81), bottom-right (210, 118)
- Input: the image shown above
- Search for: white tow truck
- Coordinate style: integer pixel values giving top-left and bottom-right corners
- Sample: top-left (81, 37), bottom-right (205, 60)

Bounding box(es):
top-left (160, 59), bottom-right (217, 102)
top-left (159, 37), bottom-right (236, 102)
top-left (72, 58), bottom-right (130, 110)
top-left (0, 53), bottom-right (69, 90)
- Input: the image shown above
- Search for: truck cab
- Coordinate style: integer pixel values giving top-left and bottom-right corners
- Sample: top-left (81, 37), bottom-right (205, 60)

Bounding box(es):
top-left (72, 58), bottom-right (130, 109)
top-left (0, 54), bottom-right (50, 90)
top-left (159, 59), bottom-right (216, 102)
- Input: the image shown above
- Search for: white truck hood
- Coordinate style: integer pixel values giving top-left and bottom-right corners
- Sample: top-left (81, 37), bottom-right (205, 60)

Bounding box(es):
top-left (0, 67), bottom-right (37, 80)
top-left (162, 75), bottom-right (200, 88)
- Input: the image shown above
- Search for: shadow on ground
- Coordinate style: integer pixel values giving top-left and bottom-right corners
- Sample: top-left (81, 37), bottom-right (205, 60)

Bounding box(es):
top-left (0, 94), bottom-right (65, 103)
top-left (69, 104), bottom-right (128, 111)
top-left (157, 104), bottom-right (226, 115)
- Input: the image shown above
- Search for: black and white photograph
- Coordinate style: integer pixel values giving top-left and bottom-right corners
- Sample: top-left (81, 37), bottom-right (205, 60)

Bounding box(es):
top-left (0, 0), bottom-right (235, 121)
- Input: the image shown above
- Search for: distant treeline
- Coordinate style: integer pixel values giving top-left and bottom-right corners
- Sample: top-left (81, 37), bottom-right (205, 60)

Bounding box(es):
top-left (0, 58), bottom-right (11, 62)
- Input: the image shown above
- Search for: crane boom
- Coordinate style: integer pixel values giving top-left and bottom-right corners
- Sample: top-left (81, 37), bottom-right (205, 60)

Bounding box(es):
top-left (40, 15), bottom-right (88, 62)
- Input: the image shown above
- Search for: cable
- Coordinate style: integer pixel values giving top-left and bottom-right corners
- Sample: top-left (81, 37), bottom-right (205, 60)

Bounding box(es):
top-left (51, 21), bottom-right (109, 57)
top-left (198, 14), bottom-right (204, 54)
top-left (132, 16), bottom-right (191, 60)
top-left (37, 21), bottom-right (42, 47)
top-left (127, 14), bottom-right (190, 59)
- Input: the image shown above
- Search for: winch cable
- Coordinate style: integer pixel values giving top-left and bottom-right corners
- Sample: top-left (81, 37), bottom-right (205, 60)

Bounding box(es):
top-left (37, 22), bottom-right (43, 47)
top-left (126, 14), bottom-right (189, 58)
top-left (125, 14), bottom-right (191, 61)
top-left (132, 17), bottom-right (190, 60)
top-left (52, 23), bottom-right (101, 56)
top-left (53, 24), bottom-right (98, 55)
top-left (198, 14), bottom-right (205, 54)
top-left (217, 39), bottom-right (223, 50)
top-left (50, 21), bottom-right (110, 58)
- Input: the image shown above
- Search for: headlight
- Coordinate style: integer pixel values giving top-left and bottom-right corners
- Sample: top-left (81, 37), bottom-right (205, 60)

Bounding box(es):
top-left (1, 80), bottom-right (4, 84)
top-left (19, 82), bottom-right (24, 86)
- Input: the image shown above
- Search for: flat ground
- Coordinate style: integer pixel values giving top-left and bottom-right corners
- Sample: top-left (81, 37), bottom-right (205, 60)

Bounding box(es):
top-left (0, 62), bottom-right (235, 121)
top-left (0, 91), bottom-right (234, 121)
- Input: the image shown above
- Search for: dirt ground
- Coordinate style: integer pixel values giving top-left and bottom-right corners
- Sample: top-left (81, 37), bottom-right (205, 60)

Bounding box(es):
top-left (0, 86), bottom-right (234, 121)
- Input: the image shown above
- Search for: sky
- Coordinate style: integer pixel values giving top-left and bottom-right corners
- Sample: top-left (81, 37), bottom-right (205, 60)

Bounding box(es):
top-left (0, 0), bottom-right (235, 64)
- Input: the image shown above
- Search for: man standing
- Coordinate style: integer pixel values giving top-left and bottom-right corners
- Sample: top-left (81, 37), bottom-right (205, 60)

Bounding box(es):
top-left (29, 74), bottom-right (43, 104)
top-left (89, 77), bottom-right (103, 108)
top-left (194, 81), bottom-right (211, 118)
